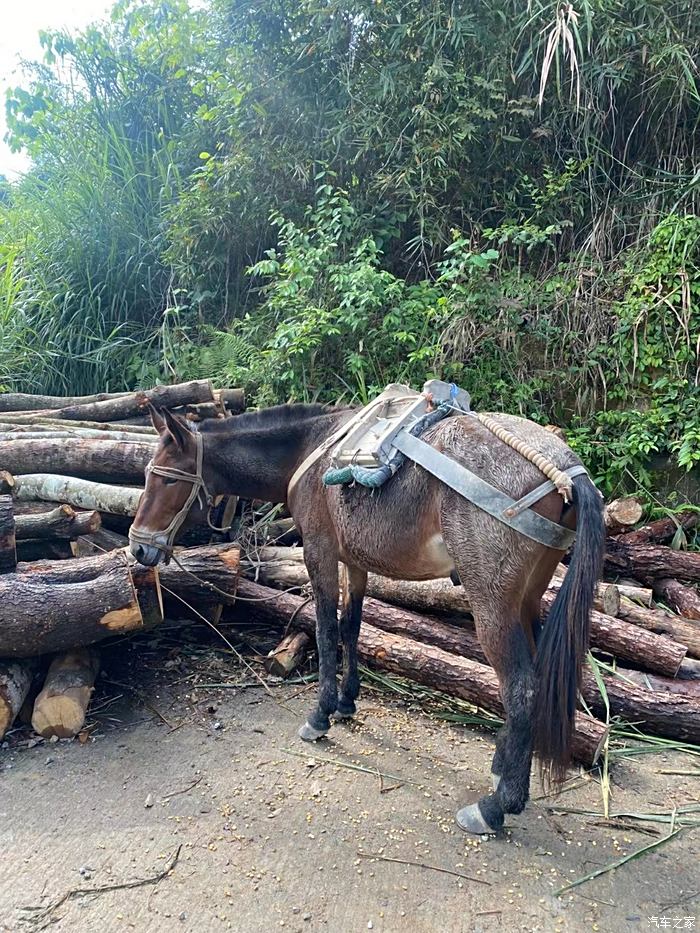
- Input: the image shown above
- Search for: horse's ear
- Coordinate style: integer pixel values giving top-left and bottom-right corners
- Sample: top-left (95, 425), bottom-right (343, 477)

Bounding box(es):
top-left (161, 408), bottom-right (192, 450)
top-left (148, 403), bottom-right (166, 434)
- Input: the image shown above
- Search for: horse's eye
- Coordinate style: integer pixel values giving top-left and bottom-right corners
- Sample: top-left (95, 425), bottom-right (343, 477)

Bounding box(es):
top-left (163, 478), bottom-right (178, 486)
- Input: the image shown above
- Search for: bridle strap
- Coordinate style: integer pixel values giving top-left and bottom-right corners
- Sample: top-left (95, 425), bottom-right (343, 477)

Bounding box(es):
top-left (129, 430), bottom-right (232, 555)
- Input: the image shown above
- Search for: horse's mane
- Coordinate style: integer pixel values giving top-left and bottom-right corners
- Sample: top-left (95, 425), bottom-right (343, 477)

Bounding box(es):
top-left (200, 402), bottom-right (353, 435)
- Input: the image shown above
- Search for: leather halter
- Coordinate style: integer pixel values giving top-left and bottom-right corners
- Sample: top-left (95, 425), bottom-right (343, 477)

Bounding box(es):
top-left (129, 429), bottom-right (230, 558)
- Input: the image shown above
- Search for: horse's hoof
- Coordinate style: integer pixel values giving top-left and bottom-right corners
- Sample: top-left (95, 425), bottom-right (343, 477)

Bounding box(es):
top-left (332, 701), bottom-right (356, 720)
top-left (491, 773), bottom-right (502, 792)
top-left (298, 721), bottom-right (329, 742)
top-left (456, 803), bottom-right (496, 835)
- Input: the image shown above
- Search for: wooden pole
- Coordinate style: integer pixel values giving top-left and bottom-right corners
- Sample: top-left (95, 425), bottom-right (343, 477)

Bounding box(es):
top-left (0, 495), bottom-right (17, 574)
top-left (31, 649), bottom-right (100, 739)
top-left (604, 498), bottom-right (643, 535)
top-left (0, 552), bottom-right (145, 657)
top-left (618, 597), bottom-right (700, 659)
top-left (0, 437), bottom-right (152, 483)
top-left (653, 579), bottom-right (700, 622)
top-left (15, 505), bottom-right (101, 540)
top-left (14, 474), bottom-right (143, 516)
top-left (0, 659), bottom-right (39, 739)
top-left (265, 632), bottom-right (311, 678)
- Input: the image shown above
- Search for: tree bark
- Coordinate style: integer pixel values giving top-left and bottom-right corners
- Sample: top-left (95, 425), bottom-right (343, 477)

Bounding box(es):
top-left (265, 631), bottom-right (311, 678)
top-left (0, 391), bottom-right (131, 412)
top-left (612, 668), bottom-right (700, 699)
top-left (0, 659), bottom-right (39, 739)
top-left (615, 583), bottom-right (653, 607)
top-left (0, 551), bottom-right (145, 656)
top-left (15, 505), bottom-right (101, 540)
top-left (0, 470), bottom-right (15, 494)
top-left (614, 511), bottom-right (700, 547)
top-left (31, 648), bottom-right (100, 739)
top-left (56, 379), bottom-right (215, 422)
top-left (653, 578), bottom-right (700, 621)
top-left (1, 437), bottom-right (152, 483)
top-left (605, 537), bottom-right (700, 584)
top-left (0, 429), bottom-right (157, 444)
top-left (0, 417), bottom-right (158, 435)
top-left (0, 495), bottom-right (17, 573)
top-left (16, 542), bottom-right (239, 608)
top-left (14, 474), bottom-right (143, 515)
top-left (580, 670), bottom-right (700, 743)
top-left (233, 579), bottom-right (608, 767)
top-left (617, 597), bottom-right (700, 659)
top-left (604, 498), bottom-right (644, 535)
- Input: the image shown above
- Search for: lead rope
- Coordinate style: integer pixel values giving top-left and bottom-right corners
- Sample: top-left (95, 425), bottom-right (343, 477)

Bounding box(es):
top-left (475, 413), bottom-right (574, 502)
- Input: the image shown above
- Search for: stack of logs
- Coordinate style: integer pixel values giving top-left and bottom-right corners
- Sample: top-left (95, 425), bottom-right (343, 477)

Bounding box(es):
top-left (238, 495), bottom-right (700, 766)
top-left (0, 381), bottom-right (243, 742)
top-left (2, 387), bottom-right (700, 770)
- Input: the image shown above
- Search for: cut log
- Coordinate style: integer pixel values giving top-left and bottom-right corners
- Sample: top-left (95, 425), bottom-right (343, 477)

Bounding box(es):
top-left (71, 528), bottom-right (129, 558)
top-left (131, 544), bottom-right (240, 607)
top-left (613, 668), bottom-right (700, 698)
top-left (15, 505), bottom-right (101, 540)
top-left (0, 429), bottom-right (157, 444)
top-left (18, 418), bottom-right (157, 435)
top-left (234, 579), bottom-right (607, 766)
top-left (604, 498), bottom-right (644, 535)
top-left (0, 552), bottom-right (145, 657)
top-left (581, 670), bottom-right (700, 743)
top-left (14, 542), bottom-right (239, 623)
top-left (615, 582), bottom-right (653, 607)
top-left (31, 649), bottom-right (100, 739)
top-left (0, 470), bottom-right (15, 494)
top-left (250, 548), bottom-right (681, 676)
top-left (14, 475), bottom-right (143, 516)
top-left (0, 659), bottom-right (39, 739)
top-left (551, 565), bottom-right (620, 616)
top-left (653, 578), bottom-right (700, 621)
top-left (219, 388), bottom-right (246, 414)
top-left (264, 632), bottom-right (311, 678)
top-left (614, 511), bottom-right (700, 547)
top-left (0, 495), bottom-right (17, 573)
top-left (618, 597), bottom-right (700, 659)
top-left (57, 379), bottom-right (214, 422)
top-left (605, 538), bottom-right (700, 584)
top-left (0, 390), bottom-right (131, 412)
top-left (0, 438), bottom-right (151, 483)
top-left (540, 590), bottom-right (686, 677)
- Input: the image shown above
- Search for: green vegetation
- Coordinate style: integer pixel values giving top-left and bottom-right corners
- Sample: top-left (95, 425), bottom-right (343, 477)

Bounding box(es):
top-left (1, 0), bottom-right (699, 498)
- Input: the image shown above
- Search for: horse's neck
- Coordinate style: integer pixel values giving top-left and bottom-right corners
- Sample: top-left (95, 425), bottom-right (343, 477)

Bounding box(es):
top-left (204, 412), bottom-right (350, 502)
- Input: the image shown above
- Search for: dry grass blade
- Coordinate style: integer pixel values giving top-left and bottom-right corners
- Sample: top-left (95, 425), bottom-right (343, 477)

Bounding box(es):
top-left (281, 747), bottom-right (422, 787)
top-left (357, 850), bottom-right (492, 886)
top-left (555, 825), bottom-right (684, 897)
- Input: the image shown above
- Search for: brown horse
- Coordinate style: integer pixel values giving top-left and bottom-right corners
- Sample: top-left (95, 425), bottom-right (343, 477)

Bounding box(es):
top-left (130, 403), bottom-right (604, 834)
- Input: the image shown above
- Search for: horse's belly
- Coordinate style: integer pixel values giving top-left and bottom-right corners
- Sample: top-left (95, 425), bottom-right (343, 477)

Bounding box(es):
top-left (339, 533), bottom-right (455, 582)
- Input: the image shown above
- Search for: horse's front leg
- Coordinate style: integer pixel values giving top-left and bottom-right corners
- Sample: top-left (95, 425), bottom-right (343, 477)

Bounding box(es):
top-left (336, 564), bottom-right (367, 719)
top-left (298, 540), bottom-right (340, 742)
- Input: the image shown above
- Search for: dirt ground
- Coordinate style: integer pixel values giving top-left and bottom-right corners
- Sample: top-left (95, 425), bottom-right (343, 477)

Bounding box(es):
top-left (0, 620), bottom-right (698, 933)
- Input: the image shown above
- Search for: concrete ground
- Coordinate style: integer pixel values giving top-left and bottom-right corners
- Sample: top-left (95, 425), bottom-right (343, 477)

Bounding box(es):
top-left (0, 621), bottom-right (698, 933)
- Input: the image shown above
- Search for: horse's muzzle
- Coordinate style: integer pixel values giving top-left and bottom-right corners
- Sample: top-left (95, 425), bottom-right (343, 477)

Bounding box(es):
top-left (129, 542), bottom-right (165, 566)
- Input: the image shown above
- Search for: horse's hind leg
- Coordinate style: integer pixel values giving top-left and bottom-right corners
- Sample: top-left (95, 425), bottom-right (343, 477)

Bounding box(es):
top-left (298, 538), bottom-right (340, 742)
top-left (335, 565), bottom-right (367, 719)
top-left (456, 607), bottom-right (537, 834)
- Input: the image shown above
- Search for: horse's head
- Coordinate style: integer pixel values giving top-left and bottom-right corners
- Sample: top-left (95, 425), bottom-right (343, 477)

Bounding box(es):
top-left (129, 406), bottom-right (209, 566)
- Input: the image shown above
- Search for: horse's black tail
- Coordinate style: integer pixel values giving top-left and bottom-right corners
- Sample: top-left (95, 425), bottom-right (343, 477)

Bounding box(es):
top-left (532, 472), bottom-right (604, 784)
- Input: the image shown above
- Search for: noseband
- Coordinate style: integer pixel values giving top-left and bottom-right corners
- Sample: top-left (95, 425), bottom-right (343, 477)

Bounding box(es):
top-left (129, 429), bottom-right (231, 558)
